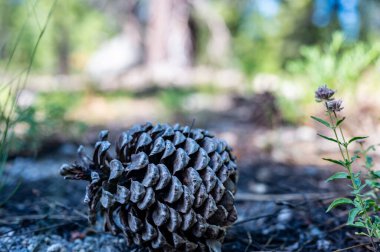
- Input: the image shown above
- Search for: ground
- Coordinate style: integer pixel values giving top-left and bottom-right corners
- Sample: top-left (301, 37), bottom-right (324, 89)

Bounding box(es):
top-left (0, 144), bottom-right (373, 252)
top-left (1, 93), bottom-right (378, 252)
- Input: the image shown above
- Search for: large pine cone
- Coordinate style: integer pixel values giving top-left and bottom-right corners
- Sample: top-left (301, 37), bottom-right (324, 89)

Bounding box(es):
top-left (60, 123), bottom-right (238, 251)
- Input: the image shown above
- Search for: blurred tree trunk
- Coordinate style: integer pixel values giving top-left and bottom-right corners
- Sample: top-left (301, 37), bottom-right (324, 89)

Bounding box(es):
top-left (53, 2), bottom-right (71, 75)
top-left (56, 25), bottom-right (70, 75)
top-left (192, 0), bottom-right (231, 66)
top-left (146, 0), bottom-right (193, 67)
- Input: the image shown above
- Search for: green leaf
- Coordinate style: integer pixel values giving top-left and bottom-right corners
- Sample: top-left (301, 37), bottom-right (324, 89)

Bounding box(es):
top-left (352, 223), bottom-right (366, 228)
top-left (366, 156), bottom-right (374, 169)
top-left (322, 158), bottom-right (346, 168)
top-left (348, 136), bottom-right (368, 145)
top-left (366, 145), bottom-right (376, 152)
top-left (326, 172), bottom-right (349, 182)
top-left (317, 134), bottom-right (341, 144)
top-left (351, 155), bottom-right (360, 163)
top-left (311, 116), bottom-right (331, 128)
top-left (347, 208), bottom-right (361, 225)
top-left (353, 177), bottom-right (362, 188)
top-left (336, 117), bottom-right (346, 127)
top-left (364, 198), bottom-right (376, 208)
top-left (352, 184), bottom-right (367, 195)
top-left (371, 171), bottom-right (380, 179)
top-left (353, 171), bottom-right (361, 178)
top-left (326, 198), bottom-right (354, 212)
top-left (364, 190), bottom-right (377, 200)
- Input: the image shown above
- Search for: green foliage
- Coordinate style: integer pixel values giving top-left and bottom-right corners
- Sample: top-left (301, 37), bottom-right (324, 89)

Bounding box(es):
top-left (278, 32), bottom-right (380, 125)
top-left (0, 0), bottom-right (112, 73)
top-left (0, 0), bottom-right (57, 199)
top-left (0, 87), bottom-right (14, 173)
top-left (288, 32), bottom-right (380, 94)
top-left (158, 88), bottom-right (194, 113)
top-left (9, 92), bottom-right (86, 155)
top-left (314, 85), bottom-right (380, 249)
top-left (213, 0), bottom-right (316, 75)
top-left (326, 198), bottom-right (353, 212)
top-left (326, 172), bottom-right (349, 182)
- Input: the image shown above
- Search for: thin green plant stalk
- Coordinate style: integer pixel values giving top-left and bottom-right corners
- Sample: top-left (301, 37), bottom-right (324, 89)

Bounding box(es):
top-left (313, 85), bottom-right (380, 251)
top-left (325, 106), bottom-right (377, 249)
top-left (0, 0), bottom-right (58, 200)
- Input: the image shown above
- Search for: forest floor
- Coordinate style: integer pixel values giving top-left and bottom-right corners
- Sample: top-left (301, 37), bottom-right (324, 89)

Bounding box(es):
top-left (0, 149), bottom-right (374, 252)
top-left (1, 92), bottom-right (380, 251)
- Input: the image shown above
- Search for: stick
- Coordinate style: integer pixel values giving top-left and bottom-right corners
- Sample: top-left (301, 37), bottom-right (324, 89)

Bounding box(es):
top-left (235, 192), bottom-right (339, 202)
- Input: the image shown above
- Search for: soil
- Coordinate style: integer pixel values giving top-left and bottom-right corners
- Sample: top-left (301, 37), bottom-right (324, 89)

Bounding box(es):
top-left (1, 93), bottom-right (379, 252)
top-left (0, 148), bottom-right (375, 252)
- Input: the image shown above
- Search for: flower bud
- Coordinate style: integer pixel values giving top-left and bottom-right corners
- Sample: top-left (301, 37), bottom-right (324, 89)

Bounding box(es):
top-left (315, 85), bottom-right (335, 102)
top-left (326, 99), bottom-right (343, 112)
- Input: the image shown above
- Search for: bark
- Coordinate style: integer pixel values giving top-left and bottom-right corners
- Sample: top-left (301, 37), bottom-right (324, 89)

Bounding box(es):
top-left (146, 0), bottom-right (193, 67)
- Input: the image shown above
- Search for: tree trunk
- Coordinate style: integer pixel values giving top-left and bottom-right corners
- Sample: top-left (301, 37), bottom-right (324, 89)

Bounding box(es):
top-left (145, 0), bottom-right (193, 67)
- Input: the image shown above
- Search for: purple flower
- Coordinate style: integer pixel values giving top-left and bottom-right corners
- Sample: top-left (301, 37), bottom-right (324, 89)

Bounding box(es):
top-left (315, 85), bottom-right (335, 102)
top-left (326, 99), bottom-right (344, 112)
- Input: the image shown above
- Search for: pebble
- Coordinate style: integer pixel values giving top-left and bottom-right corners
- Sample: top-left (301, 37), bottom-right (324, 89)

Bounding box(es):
top-left (0, 234), bottom-right (125, 252)
top-left (47, 244), bottom-right (66, 252)
top-left (277, 208), bottom-right (293, 224)
top-left (317, 239), bottom-right (331, 250)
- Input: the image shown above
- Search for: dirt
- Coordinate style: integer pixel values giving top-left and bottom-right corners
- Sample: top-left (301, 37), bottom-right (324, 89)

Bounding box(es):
top-left (0, 149), bottom-right (374, 252)
top-left (1, 93), bottom-right (379, 251)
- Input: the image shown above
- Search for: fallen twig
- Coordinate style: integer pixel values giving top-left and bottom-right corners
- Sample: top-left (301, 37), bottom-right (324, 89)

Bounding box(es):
top-left (233, 209), bottom-right (282, 226)
top-left (235, 192), bottom-right (339, 202)
top-left (333, 242), bottom-right (373, 252)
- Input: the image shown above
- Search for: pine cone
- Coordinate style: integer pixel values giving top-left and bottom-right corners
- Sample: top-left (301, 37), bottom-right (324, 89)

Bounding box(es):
top-left (60, 123), bottom-right (238, 251)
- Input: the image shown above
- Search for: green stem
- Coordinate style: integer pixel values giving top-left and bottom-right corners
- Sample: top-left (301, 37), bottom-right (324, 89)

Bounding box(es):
top-left (327, 111), bottom-right (346, 160)
top-left (334, 111), bottom-right (350, 160)
top-left (329, 111), bottom-right (377, 250)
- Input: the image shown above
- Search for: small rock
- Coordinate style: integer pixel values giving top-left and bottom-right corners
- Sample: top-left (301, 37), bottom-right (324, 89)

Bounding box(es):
top-left (317, 239), bottom-right (331, 250)
top-left (249, 182), bottom-right (267, 194)
top-left (47, 243), bottom-right (66, 252)
top-left (277, 208), bottom-right (293, 224)
top-left (27, 244), bottom-right (37, 251)
top-left (286, 242), bottom-right (299, 250)
top-left (44, 237), bottom-right (51, 245)
top-left (22, 240), bottom-right (28, 247)
top-left (310, 226), bottom-right (323, 239)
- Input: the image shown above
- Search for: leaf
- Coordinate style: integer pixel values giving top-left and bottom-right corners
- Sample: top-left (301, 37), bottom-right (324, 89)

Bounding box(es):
top-left (365, 156), bottom-right (374, 169)
top-left (353, 171), bottom-right (361, 178)
top-left (352, 223), bottom-right (366, 228)
top-left (353, 177), bottom-right (362, 189)
top-left (317, 134), bottom-right (341, 144)
top-left (322, 158), bottom-right (346, 168)
top-left (311, 116), bottom-right (331, 128)
top-left (355, 232), bottom-right (371, 237)
top-left (352, 183), bottom-right (367, 195)
top-left (347, 208), bottom-right (361, 225)
top-left (364, 198), bottom-right (376, 208)
top-left (366, 145), bottom-right (376, 152)
top-left (351, 155), bottom-right (360, 163)
top-left (326, 172), bottom-right (349, 182)
top-left (371, 171), bottom-right (380, 179)
top-left (326, 198), bottom-right (354, 212)
top-left (348, 136), bottom-right (368, 145)
top-left (336, 117), bottom-right (346, 127)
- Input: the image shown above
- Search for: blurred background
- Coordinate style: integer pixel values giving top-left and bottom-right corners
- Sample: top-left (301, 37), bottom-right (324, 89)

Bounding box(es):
top-left (2, 0), bottom-right (380, 250)
top-left (2, 0), bottom-right (380, 165)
